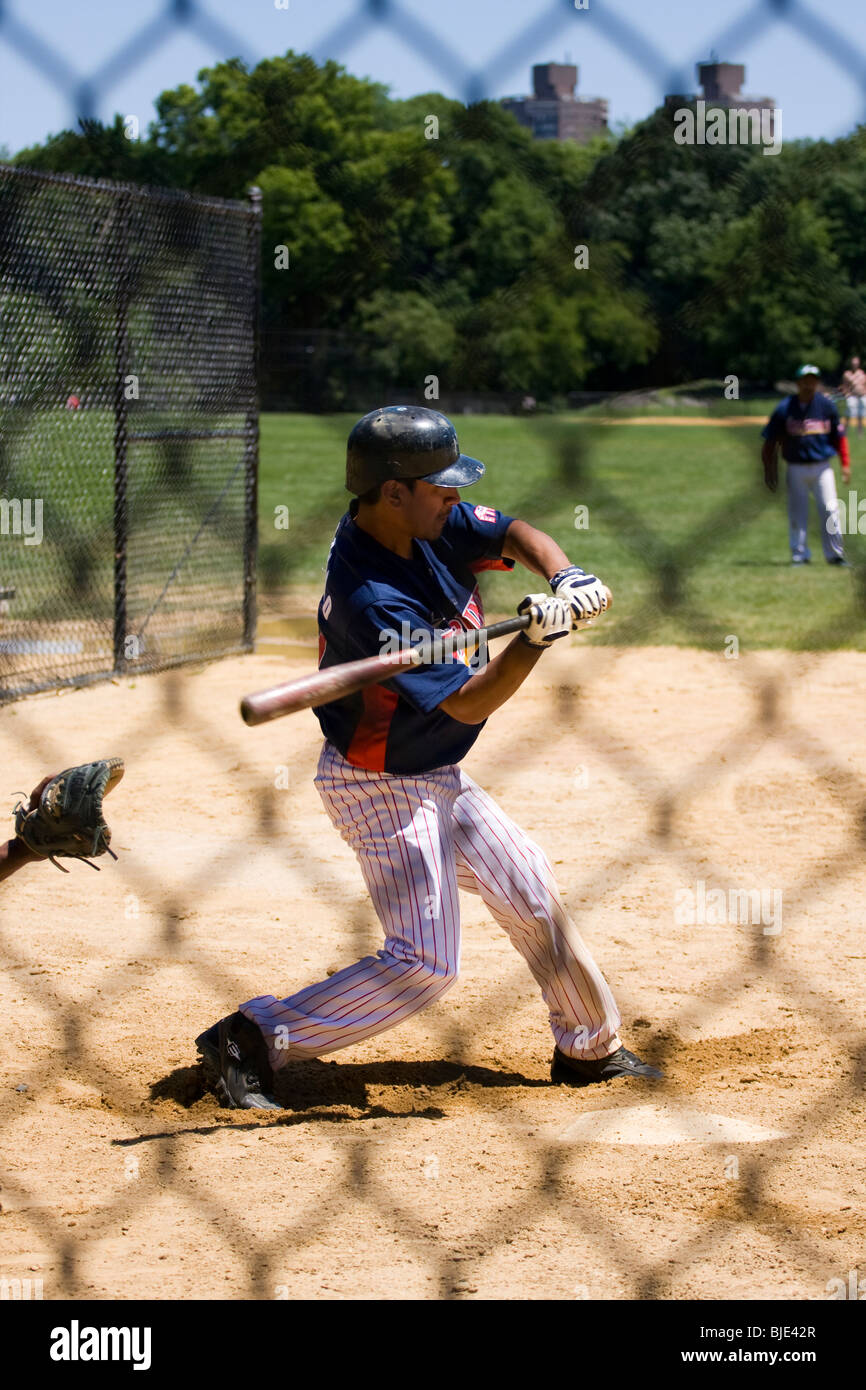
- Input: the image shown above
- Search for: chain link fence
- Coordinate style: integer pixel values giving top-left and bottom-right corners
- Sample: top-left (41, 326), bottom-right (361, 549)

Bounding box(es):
top-left (0, 165), bottom-right (260, 701)
top-left (0, 0), bottom-right (865, 1312)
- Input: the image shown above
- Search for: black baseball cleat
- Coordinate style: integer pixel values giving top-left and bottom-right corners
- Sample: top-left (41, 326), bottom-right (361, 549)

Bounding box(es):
top-left (827, 557), bottom-right (851, 567)
top-left (196, 1012), bottom-right (281, 1110)
top-left (195, 1021), bottom-right (221, 1087)
top-left (551, 1045), bottom-right (663, 1084)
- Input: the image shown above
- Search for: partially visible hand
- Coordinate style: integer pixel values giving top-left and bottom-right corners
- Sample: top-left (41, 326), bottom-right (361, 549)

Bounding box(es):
top-left (550, 566), bottom-right (608, 621)
top-left (517, 594), bottom-right (573, 648)
top-left (843, 469), bottom-right (851, 487)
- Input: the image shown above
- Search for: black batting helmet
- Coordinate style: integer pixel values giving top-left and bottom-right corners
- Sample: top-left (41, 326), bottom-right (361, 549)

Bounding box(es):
top-left (346, 405), bottom-right (485, 495)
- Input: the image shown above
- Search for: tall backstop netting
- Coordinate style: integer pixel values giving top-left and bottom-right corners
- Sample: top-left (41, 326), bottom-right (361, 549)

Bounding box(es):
top-left (0, 166), bottom-right (260, 702)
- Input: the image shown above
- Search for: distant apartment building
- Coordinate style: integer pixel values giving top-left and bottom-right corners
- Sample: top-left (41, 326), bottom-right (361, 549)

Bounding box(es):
top-left (665, 61), bottom-right (776, 135)
top-left (501, 63), bottom-right (609, 144)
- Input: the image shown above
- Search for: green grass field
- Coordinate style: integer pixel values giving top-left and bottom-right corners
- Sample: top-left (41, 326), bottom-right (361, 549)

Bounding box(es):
top-left (259, 412), bottom-right (866, 651)
top-left (4, 407), bottom-right (862, 652)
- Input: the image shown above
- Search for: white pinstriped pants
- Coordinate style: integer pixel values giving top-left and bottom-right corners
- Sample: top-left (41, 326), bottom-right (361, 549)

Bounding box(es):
top-left (240, 740), bottom-right (622, 1069)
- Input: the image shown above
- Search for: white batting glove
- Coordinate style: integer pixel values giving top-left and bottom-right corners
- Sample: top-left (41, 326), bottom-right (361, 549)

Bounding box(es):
top-left (517, 593), bottom-right (573, 647)
top-left (550, 565), bottom-right (608, 621)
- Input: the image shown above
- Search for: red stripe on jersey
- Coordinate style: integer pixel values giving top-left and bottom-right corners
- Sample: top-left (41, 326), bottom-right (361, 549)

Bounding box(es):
top-left (469, 556), bottom-right (512, 573)
top-left (462, 582), bottom-right (484, 627)
top-left (318, 633), bottom-right (326, 665)
top-left (346, 684), bottom-right (399, 771)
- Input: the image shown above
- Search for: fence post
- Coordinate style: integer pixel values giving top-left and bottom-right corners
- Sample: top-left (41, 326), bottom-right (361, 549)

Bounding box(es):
top-left (113, 189), bottom-right (132, 674)
top-left (242, 185), bottom-right (262, 653)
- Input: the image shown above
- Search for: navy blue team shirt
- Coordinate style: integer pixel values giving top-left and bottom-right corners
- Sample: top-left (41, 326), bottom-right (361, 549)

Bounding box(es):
top-left (762, 392), bottom-right (844, 463)
top-left (315, 500), bottom-right (515, 774)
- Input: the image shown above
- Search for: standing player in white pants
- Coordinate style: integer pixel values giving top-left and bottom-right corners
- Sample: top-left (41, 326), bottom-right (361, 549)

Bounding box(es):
top-left (196, 406), bottom-right (661, 1109)
top-left (761, 364), bottom-right (851, 565)
top-left (840, 356), bottom-right (866, 434)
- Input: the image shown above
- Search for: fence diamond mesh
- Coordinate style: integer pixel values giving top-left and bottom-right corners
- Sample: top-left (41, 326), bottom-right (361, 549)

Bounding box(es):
top-left (0, 165), bottom-right (259, 701)
top-left (0, 0), bottom-right (864, 1317)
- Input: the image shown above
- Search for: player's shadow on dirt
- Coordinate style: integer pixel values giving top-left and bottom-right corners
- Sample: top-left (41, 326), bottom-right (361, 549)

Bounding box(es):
top-left (150, 1056), bottom-right (546, 1118)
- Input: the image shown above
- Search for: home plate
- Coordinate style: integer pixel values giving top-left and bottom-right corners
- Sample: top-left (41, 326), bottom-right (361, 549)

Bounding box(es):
top-left (556, 1104), bottom-right (786, 1146)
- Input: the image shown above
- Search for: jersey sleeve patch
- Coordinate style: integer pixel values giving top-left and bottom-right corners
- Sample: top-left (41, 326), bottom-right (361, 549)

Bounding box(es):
top-left (473, 505), bottom-right (497, 523)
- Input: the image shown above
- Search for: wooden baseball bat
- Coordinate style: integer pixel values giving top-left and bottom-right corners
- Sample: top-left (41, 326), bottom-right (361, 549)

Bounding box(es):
top-left (240, 587), bottom-right (611, 727)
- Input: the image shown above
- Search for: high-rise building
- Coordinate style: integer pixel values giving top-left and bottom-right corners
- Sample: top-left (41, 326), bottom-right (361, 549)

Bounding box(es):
top-left (665, 61), bottom-right (775, 132)
top-left (501, 63), bottom-right (609, 144)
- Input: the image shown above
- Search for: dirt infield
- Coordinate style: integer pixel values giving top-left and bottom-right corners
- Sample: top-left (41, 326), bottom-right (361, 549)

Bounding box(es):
top-left (1, 644), bottom-right (864, 1301)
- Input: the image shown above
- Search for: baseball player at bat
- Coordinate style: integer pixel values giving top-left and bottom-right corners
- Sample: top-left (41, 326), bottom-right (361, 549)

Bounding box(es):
top-left (761, 364), bottom-right (851, 566)
top-left (196, 406), bottom-right (661, 1108)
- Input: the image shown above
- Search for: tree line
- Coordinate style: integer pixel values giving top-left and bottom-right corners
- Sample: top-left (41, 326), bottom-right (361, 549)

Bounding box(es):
top-left (12, 51), bottom-right (866, 406)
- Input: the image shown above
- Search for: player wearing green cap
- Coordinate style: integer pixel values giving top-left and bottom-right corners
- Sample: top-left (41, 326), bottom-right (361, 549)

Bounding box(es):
top-left (761, 366), bottom-right (851, 565)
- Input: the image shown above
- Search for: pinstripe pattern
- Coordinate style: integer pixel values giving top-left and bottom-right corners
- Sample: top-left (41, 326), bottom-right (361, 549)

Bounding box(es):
top-left (240, 741), bottom-right (621, 1068)
top-left (452, 773), bottom-right (621, 1060)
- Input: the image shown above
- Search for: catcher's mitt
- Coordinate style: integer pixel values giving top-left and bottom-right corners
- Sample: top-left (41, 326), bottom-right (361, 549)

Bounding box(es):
top-left (14, 758), bottom-right (124, 872)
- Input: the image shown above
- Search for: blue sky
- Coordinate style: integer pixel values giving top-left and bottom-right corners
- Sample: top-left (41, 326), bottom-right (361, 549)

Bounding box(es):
top-left (1, 0), bottom-right (863, 154)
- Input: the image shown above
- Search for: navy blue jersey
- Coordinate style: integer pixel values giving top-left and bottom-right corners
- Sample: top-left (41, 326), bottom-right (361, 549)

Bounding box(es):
top-left (762, 392), bottom-right (843, 463)
top-left (315, 501), bottom-right (515, 774)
